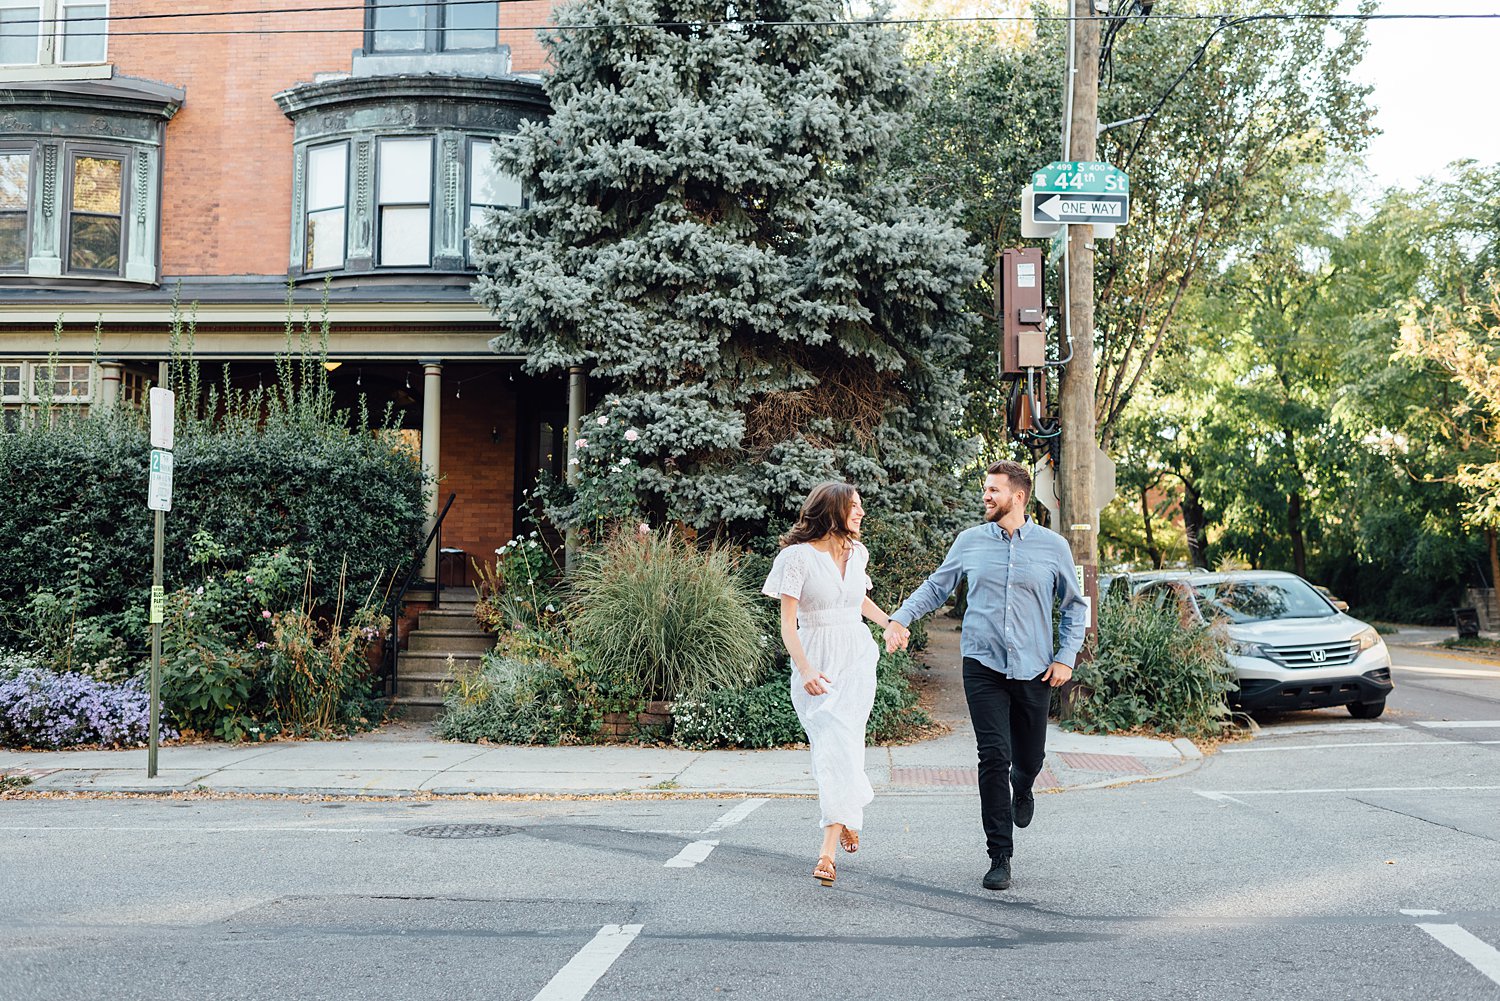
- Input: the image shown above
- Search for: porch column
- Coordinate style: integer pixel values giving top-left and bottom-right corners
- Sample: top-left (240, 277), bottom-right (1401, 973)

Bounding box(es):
top-left (564, 364), bottom-right (586, 572)
top-left (97, 361), bottom-right (123, 412)
top-left (421, 360), bottom-right (443, 581)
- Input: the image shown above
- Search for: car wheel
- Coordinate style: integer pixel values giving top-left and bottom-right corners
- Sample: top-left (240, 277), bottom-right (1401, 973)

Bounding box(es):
top-left (1348, 699), bottom-right (1386, 719)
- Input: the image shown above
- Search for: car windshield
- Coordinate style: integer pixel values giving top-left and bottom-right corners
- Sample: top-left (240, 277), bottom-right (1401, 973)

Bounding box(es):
top-left (1192, 579), bottom-right (1334, 623)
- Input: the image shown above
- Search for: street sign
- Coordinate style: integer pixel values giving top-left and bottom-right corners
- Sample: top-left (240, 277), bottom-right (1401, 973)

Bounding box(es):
top-left (149, 387), bottom-right (175, 450)
top-left (1031, 449), bottom-right (1117, 525)
top-left (147, 448), bottom-right (173, 512)
top-left (1032, 160), bottom-right (1129, 195)
top-left (1032, 192), bottom-right (1129, 226)
top-left (149, 585), bottom-right (164, 625)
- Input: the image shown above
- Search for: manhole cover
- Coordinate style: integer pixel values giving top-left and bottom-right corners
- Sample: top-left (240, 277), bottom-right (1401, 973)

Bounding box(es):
top-left (404, 824), bottom-right (520, 839)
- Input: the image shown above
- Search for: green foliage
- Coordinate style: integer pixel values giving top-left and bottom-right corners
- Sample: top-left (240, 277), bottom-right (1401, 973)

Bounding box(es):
top-left (1067, 595), bottom-right (1236, 738)
top-left (437, 652), bottom-right (598, 745)
top-left (566, 530), bottom-right (769, 700)
top-left (473, 531), bottom-right (564, 633)
top-left (671, 644), bottom-right (929, 749)
top-left (472, 0), bottom-right (982, 537)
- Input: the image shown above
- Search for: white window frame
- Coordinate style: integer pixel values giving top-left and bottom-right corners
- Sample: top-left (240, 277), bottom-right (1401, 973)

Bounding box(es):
top-left (0, 0), bottom-right (108, 68)
top-left (303, 140), bottom-right (350, 273)
top-left (0, 360), bottom-right (95, 404)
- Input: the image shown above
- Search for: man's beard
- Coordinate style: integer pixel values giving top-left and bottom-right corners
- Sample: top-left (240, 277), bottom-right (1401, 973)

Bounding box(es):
top-left (984, 497), bottom-right (1013, 523)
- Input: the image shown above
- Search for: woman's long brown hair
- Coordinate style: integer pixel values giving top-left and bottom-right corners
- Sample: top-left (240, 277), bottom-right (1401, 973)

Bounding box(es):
top-left (779, 482), bottom-right (858, 549)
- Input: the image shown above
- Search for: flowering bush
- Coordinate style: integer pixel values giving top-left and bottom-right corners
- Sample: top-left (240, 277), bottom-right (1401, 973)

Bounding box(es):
top-left (0, 668), bottom-right (178, 749)
top-left (473, 531), bottom-right (562, 633)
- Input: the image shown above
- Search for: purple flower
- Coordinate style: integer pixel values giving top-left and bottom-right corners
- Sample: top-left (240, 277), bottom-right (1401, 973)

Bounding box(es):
top-left (0, 669), bottom-right (177, 750)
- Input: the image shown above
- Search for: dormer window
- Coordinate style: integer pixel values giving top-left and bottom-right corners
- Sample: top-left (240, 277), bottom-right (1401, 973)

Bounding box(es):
top-left (367, 0), bottom-right (498, 54)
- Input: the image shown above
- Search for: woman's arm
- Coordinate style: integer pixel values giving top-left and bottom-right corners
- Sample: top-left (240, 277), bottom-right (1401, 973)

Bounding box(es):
top-left (780, 594), bottom-right (830, 696)
top-left (861, 596), bottom-right (893, 627)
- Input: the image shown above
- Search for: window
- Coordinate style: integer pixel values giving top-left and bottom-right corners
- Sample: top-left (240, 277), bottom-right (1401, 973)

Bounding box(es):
top-left (66, 151), bottom-right (122, 274)
top-left (377, 136), bottom-right (431, 267)
top-left (367, 0), bottom-right (497, 53)
top-left (0, 0), bottom-right (108, 67)
top-left (305, 142), bottom-right (348, 271)
top-left (467, 138), bottom-right (522, 230)
top-left (0, 150), bottom-right (28, 271)
top-left (0, 362), bottom-right (20, 400)
top-left (0, 360), bottom-right (93, 402)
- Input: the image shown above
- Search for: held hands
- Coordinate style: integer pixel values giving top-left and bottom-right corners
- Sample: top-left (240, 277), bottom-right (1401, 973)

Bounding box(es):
top-left (1040, 661), bottom-right (1073, 688)
top-left (798, 667), bottom-right (832, 696)
top-left (883, 620), bottom-right (911, 653)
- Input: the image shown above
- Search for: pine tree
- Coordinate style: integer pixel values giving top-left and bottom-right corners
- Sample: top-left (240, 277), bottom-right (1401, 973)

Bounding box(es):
top-left (471, 0), bottom-right (983, 534)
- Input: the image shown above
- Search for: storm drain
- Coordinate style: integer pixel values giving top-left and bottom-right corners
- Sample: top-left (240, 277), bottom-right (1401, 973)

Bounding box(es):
top-left (404, 824), bottom-right (520, 839)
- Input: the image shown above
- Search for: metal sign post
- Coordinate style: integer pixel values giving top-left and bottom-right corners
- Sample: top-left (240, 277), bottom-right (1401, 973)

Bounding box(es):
top-left (146, 388), bottom-right (174, 778)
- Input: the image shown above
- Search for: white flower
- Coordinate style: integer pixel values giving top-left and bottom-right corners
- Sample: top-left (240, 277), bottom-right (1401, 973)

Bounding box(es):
top-left (596, 415), bottom-right (609, 427)
top-left (529, 540), bottom-right (539, 549)
top-left (625, 429), bottom-right (639, 442)
top-left (530, 531), bottom-right (538, 538)
top-left (495, 548), bottom-right (504, 555)
top-left (568, 456), bottom-right (579, 466)
top-left (545, 604), bottom-right (556, 613)
top-left (616, 458), bottom-right (631, 467)
top-left (574, 437), bottom-right (588, 449)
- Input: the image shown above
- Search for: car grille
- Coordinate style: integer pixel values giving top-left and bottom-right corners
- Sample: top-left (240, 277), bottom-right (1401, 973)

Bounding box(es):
top-left (1267, 640), bottom-right (1359, 669)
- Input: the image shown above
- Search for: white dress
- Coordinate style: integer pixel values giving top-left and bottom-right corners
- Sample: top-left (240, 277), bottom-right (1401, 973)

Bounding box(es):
top-left (762, 541), bottom-right (879, 831)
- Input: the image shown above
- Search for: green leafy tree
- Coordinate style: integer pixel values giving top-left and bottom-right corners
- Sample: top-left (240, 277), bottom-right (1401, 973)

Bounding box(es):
top-left (471, 0), bottom-right (983, 535)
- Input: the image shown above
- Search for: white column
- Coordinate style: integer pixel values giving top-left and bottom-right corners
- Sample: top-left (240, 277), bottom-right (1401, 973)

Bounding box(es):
top-left (421, 360), bottom-right (443, 581)
top-left (565, 364), bottom-right (586, 572)
top-left (97, 361), bottom-right (123, 412)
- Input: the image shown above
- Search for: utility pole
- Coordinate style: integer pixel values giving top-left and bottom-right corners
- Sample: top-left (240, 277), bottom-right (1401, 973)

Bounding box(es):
top-left (1060, 0), bottom-right (1101, 651)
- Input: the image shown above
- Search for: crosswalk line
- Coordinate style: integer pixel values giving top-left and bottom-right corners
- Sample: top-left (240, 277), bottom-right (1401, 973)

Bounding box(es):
top-left (531, 924), bottom-right (644, 1001)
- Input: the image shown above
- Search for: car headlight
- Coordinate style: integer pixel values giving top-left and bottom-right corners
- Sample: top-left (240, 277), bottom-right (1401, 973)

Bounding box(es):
top-left (1226, 640), bottom-right (1272, 658)
top-left (1353, 626), bottom-right (1382, 651)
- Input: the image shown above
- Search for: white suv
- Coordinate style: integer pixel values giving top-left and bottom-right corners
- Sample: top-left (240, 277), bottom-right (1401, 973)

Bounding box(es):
top-left (1134, 571), bottom-right (1394, 718)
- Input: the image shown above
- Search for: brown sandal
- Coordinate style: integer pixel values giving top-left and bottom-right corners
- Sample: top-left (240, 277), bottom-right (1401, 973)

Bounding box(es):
top-left (839, 827), bottom-right (859, 854)
top-left (813, 854), bottom-right (836, 886)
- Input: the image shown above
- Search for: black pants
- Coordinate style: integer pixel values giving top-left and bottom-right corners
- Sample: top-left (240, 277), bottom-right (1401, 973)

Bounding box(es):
top-left (962, 657), bottom-right (1051, 860)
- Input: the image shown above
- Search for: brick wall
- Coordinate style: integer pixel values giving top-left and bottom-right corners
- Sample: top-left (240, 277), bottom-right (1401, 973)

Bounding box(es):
top-left (109, 1), bottom-right (363, 277)
top-left (437, 364), bottom-right (518, 584)
top-left (500, 0), bottom-right (556, 73)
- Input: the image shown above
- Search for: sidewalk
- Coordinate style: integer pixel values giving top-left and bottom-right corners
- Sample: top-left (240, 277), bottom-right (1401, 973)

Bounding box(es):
top-left (0, 620), bottom-right (1199, 798)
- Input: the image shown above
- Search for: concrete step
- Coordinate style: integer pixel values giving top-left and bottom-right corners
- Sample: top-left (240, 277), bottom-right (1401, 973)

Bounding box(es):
top-left (390, 698), bottom-right (442, 722)
top-left (397, 650), bottom-right (482, 676)
top-left (394, 676), bottom-right (452, 701)
top-left (417, 607), bottom-right (484, 630)
top-left (407, 631), bottom-right (494, 655)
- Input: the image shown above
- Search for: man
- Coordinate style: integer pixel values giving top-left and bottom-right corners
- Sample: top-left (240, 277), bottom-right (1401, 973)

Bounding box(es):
top-left (885, 460), bottom-right (1088, 891)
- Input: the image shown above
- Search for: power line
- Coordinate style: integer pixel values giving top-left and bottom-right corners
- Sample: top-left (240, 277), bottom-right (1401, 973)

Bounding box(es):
top-left (15, 5), bottom-right (1500, 36)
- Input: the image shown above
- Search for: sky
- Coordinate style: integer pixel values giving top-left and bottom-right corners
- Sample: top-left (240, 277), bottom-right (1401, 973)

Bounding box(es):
top-left (1338, 0), bottom-right (1500, 194)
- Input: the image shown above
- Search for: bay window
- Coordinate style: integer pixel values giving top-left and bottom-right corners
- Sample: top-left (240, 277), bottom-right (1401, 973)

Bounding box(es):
top-left (305, 142), bottom-right (348, 271)
top-left (0, 149), bottom-right (29, 271)
top-left (66, 151), bottom-right (122, 273)
top-left (377, 136), bottom-right (432, 267)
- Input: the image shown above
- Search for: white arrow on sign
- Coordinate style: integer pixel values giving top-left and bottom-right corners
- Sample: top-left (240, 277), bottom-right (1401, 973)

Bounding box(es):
top-left (1033, 193), bottom-right (1129, 225)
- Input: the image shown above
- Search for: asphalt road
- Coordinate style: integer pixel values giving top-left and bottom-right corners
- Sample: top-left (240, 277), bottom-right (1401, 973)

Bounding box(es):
top-left (2, 644), bottom-right (1497, 1001)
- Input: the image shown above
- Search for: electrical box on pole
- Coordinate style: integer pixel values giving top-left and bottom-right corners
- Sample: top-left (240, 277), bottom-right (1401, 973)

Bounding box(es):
top-left (997, 247), bottom-right (1046, 376)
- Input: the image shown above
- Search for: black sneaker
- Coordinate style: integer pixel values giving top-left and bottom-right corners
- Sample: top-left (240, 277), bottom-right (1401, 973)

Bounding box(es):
top-left (1013, 788), bottom-right (1035, 829)
top-left (983, 858), bottom-right (1012, 891)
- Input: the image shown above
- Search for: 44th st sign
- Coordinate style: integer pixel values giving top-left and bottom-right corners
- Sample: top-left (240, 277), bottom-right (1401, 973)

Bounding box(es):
top-left (1025, 160), bottom-right (1131, 230)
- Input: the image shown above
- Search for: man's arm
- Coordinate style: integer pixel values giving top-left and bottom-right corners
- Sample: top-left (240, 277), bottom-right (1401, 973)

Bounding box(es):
top-left (1051, 543), bottom-right (1089, 668)
top-left (890, 535), bottom-right (966, 628)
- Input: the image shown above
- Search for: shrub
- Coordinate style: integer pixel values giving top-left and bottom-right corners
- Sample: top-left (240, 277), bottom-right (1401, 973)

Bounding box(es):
top-left (671, 644), bottom-right (930, 749)
top-left (0, 668), bottom-right (178, 749)
top-left (437, 646), bottom-right (602, 745)
top-left (473, 531), bottom-right (563, 633)
top-left (1066, 595), bottom-right (1237, 738)
top-left (567, 530), bottom-right (767, 700)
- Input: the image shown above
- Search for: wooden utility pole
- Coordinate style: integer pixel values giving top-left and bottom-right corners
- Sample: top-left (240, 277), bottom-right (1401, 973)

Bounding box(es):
top-left (1060, 0), bottom-right (1101, 643)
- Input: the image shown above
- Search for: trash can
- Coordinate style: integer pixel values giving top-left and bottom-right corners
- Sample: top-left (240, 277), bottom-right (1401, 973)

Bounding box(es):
top-left (1454, 606), bottom-right (1481, 639)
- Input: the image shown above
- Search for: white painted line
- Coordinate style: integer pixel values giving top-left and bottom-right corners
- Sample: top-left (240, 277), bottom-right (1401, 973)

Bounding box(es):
top-left (531, 924), bottom-right (644, 1001)
top-left (1222, 740), bottom-right (1500, 754)
top-left (1197, 785), bottom-right (1500, 796)
top-left (1194, 791), bottom-right (1249, 806)
top-left (1417, 924), bottom-right (1500, 987)
top-left (1415, 720), bottom-right (1500, 729)
top-left (702, 798), bottom-right (768, 834)
top-left (663, 840), bottom-right (719, 868)
top-left (1401, 909), bottom-right (1446, 917)
top-left (1254, 722), bottom-right (1401, 736)
top-left (1395, 665), bottom-right (1500, 679)
top-left (0, 825), bottom-right (383, 833)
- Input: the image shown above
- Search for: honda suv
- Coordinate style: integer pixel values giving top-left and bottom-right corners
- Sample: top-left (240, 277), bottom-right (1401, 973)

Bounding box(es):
top-left (1134, 571), bottom-right (1394, 718)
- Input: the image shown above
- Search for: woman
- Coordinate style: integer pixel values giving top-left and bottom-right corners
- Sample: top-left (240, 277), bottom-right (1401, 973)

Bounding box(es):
top-left (762, 482), bottom-right (899, 887)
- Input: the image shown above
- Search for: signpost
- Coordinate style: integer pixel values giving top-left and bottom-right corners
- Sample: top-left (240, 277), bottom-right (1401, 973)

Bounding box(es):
top-left (146, 387), bottom-right (174, 778)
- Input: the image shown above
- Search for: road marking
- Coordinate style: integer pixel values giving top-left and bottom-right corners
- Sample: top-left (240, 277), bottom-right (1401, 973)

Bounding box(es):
top-left (702, 798), bottom-right (767, 833)
top-left (1222, 740), bottom-right (1500, 754)
top-left (1401, 909), bottom-right (1446, 916)
top-left (1253, 722), bottom-right (1401, 736)
top-left (1195, 791), bottom-right (1250, 806)
top-left (1196, 785), bottom-right (1500, 797)
top-left (663, 840), bottom-right (720, 868)
top-left (1417, 924), bottom-right (1500, 987)
top-left (1394, 664), bottom-right (1500, 679)
top-left (1416, 720), bottom-right (1500, 729)
top-left (0, 825), bottom-right (383, 833)
top-left (532, 924), bottom-right (643, 1001)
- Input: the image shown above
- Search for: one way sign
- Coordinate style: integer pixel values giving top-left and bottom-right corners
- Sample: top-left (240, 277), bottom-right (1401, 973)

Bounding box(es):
top-left (1031, 192), bottom-right (1130, 226)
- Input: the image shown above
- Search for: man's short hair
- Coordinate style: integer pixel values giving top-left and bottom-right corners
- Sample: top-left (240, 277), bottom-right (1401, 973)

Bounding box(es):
top-left (986, 459), bottom-right (1032, 499)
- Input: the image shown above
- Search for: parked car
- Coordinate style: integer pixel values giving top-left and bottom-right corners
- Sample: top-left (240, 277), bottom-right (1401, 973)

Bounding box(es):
top-left (1132, 571), bottom-right (1393, 718)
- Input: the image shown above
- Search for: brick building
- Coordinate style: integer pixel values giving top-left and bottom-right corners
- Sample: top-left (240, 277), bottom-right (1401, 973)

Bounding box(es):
top-left (0, 0), bottom-right (569, 591)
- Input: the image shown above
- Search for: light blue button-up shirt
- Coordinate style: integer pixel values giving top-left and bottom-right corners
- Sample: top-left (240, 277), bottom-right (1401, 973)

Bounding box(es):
top-left (891, 519), bottom-right (1088, 680)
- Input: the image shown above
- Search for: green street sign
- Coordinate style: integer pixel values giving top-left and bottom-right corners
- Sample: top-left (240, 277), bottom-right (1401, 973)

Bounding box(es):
top-left (1033, 161), bottom-right (1129, 196)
